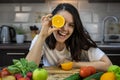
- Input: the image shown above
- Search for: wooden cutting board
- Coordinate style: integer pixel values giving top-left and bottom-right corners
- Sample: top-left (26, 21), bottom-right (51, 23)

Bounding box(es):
top-left (44, 66), bottom-right (80, 74)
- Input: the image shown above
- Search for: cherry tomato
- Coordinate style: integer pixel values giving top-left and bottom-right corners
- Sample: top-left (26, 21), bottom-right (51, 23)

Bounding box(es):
top-left (1, 70), bottom-right (10, 77)
top-left (18, 77), bottom-right (26, 80)
top-left (79, 67), bottom-right (91, 78)
top-left (18, 77), bottom-right (30, 80)
top-left (0, 71), bottom-right (1, 77)
top-left (2, 68), bottom-right (8, 71)
top-left (87, 66), bottom-right (96, 74)
top-left (1, 67), bottom-right (11, 77)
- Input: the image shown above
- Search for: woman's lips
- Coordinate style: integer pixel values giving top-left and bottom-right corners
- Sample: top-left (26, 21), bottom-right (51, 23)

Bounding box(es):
top-left (58, 30), bottom-right (67, 36)
top-left (57, 30), bottom-right (67, 39)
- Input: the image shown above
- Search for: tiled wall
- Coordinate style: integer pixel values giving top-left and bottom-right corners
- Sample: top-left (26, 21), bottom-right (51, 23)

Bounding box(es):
top-left (0, 0), bottom-right (120, 42)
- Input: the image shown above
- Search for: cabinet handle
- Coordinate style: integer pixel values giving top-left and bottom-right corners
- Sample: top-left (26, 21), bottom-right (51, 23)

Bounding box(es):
top-left (6, 53), bottom-right (25, 55)
top-left (107, 54), bottom-right (120, 56)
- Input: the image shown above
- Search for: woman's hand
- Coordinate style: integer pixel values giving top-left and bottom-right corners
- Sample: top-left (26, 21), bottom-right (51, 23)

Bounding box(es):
top-left (40, 14), bottom-right (59, 39)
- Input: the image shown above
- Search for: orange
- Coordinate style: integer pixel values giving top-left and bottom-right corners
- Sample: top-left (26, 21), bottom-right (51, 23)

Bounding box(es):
top-left (100, 72), bottom-right (116, 80)
top-left (52, 14), bottom-right (65, 28)
top-left (61, 62), bottom-right (73, 71)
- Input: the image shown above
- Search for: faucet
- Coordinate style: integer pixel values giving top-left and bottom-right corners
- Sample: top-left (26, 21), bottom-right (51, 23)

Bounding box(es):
top-left (101, 16), bottom-right (119, 44)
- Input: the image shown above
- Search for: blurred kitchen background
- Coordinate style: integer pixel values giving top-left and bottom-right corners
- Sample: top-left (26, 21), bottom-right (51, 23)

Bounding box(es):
top-left (0, 0), bottom-right (120, 42)
top-left (0, 0), bottom-right (120, 67)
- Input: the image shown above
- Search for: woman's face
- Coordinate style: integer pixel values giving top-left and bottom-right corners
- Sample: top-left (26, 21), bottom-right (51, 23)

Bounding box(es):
top-left (53, 10), bottom-right (74, 43)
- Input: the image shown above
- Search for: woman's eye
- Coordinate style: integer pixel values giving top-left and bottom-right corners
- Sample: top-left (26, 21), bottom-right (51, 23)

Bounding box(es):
top-left (69, 23), bottom-right (74, 28)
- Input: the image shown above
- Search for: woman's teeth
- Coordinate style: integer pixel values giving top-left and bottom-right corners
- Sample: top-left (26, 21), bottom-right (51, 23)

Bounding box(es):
top-left (58, 31), bottom-right (67, 36)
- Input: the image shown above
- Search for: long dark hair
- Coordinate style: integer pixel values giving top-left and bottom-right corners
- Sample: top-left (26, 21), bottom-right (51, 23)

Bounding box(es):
top-left (45, 3), bottom-right (97, 61)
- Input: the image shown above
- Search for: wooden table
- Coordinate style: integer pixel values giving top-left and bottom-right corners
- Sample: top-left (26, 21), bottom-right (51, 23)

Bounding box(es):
top-left (44, 66), bottom-right (80, 80)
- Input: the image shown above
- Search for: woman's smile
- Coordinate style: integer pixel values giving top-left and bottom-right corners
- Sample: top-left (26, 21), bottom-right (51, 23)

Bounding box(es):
top-left (58, 30), bottom-right (67, 36)
top-left (57, 30), bottom-right (68, 39)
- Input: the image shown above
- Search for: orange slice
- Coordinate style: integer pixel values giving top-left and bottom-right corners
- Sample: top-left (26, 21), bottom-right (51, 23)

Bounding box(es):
top-left (52, 14), bottom-right (65, 28)
top-left (61, 62), bottom-right (73, 71)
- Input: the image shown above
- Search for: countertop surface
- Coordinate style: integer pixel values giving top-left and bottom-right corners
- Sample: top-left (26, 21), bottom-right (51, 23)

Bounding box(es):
top-left (44, 66), bottom-right (79, 80)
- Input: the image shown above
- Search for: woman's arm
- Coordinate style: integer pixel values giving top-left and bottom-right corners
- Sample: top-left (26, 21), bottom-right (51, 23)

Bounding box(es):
top-left (26, 14), bottom-right (58, 66)
top-left (73, 55), bottom-right (112, 71)
top-left (26, 34), bottom-right (45, 66)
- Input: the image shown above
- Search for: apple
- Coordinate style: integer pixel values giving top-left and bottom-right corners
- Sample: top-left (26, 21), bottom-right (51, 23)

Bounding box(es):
top-left (32, 68), bottom-right (48, 80)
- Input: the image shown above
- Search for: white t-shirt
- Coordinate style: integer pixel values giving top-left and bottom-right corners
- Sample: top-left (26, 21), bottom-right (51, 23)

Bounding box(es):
top-left (29, 35), bottom-right (105, 66)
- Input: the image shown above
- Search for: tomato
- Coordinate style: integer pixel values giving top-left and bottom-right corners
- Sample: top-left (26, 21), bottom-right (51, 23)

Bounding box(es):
top-left (18, 77), bottom-right (26, 80)
top-left (18, 77), bottom-right (30, 80)
top-left (1, 70), bottom-right (11, 77)
top-left (87, 66), bottom-right (96, 74)
top-left (0, 71), bottom-right (1, 77)
top-left (1, 67), bottom-right (11, 77)
top-left (79, 67), bottom-right (91, 78)
top-left (2, 68), bottom-right (8, 71)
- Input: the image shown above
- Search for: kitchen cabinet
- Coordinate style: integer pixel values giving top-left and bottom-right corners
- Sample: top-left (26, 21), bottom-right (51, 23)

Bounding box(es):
top-left (0, 50), bottom-right (28, 67)
top-left (98, 45), bottom-right (120, 65)
top-left (0, 43), bottom-right (30, 67)
top-left (103, 50), bottom-right (120, 65)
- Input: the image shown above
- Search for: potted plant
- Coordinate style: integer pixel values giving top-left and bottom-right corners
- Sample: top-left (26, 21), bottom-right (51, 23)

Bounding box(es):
top-left (15, 27), bottom-right (25, 43)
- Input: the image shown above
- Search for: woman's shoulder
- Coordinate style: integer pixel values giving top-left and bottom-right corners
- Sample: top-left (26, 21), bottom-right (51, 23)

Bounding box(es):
top-left (82, 47), bottom-right (99, 53)
top-left (89, 47), bottom-right (103, 52)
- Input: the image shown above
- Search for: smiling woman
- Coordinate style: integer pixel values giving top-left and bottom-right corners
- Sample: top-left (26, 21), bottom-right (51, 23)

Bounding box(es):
top-left (26, 3), bottom-right (112, 72)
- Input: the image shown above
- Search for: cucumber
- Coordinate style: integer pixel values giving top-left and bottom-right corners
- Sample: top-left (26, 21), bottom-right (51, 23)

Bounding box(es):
top-left (64, 73), bottom-right (82, 80)
top-left (83, 72), bottom-right (104, 80)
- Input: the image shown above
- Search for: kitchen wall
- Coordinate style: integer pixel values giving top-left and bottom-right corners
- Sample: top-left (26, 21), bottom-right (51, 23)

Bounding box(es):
top-left (0, 0), bottom-right (120, 42)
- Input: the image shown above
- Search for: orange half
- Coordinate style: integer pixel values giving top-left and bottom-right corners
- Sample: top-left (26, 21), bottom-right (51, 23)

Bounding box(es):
top-left (52, 14), bottom-right (65, 28)
top-left (61, 62), bottom-right (73, 71)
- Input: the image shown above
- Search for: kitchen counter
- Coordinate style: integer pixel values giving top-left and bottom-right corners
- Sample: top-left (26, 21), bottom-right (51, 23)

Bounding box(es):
top-left (0, 42), bottom-right (120, 66)
top-left (96, 43), bottom-right (120, 51)
top-left (0, 42), bottom-right (30, 50)
top-left (0, 42), bottom-right (120, 50)
top-left (98, 45), bottom-right (120, 51)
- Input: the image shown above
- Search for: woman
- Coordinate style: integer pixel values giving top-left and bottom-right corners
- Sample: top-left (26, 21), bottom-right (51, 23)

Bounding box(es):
top-left (26, 3), bottom-right (112, 71)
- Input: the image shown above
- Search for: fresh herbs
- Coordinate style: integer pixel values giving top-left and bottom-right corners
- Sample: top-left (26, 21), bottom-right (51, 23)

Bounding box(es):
top-left (7, 58), bottom-right (38, 77)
